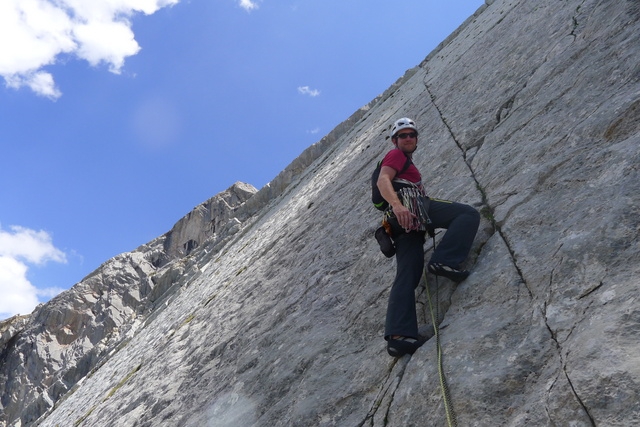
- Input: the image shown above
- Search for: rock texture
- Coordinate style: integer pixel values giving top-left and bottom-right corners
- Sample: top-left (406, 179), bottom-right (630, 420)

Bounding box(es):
top-left (2, 0), bottom-right (640, 426)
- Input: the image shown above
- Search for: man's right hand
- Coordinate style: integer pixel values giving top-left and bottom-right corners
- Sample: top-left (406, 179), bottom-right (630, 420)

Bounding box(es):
top-left (392, 204), bottom-right (417, 231)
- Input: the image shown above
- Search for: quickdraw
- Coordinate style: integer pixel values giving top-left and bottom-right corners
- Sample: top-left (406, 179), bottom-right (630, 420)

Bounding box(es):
top-left (385, 184), bottom-right (432, 232)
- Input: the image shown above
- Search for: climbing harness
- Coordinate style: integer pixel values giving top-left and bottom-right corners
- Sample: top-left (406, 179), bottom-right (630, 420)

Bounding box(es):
top-left (423, 234), bottom-right (458, 427)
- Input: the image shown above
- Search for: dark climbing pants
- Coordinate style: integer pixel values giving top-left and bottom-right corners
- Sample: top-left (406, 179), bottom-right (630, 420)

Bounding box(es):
top-left (385, 199), bottom-right (480, 340)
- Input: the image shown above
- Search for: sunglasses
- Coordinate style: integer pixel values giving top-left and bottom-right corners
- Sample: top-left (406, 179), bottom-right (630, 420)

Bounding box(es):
top-left (396, 132), bottom-right (418, 139)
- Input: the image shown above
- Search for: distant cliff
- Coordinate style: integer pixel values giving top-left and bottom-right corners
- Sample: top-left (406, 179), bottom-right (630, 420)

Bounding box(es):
top-left (2, 0), bottom-right (639, 426)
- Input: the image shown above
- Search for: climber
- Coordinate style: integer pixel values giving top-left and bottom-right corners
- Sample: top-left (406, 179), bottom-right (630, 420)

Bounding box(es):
top-left (377, 117), bottom-right (480, 358)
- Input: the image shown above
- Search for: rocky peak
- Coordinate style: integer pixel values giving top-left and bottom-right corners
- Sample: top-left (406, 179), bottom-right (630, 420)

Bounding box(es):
top-left (2, 0), bottom-right (639, 426)
top-left (0, 182), bottom-right (257, 426)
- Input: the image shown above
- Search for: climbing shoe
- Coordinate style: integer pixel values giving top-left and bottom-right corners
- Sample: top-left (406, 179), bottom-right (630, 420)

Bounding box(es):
top-left (387, 336), bottom-right (426, 357)
top-left (428, 262), bottom-right (470, 283)
top-left (375, 226), bottom-right (395, 258)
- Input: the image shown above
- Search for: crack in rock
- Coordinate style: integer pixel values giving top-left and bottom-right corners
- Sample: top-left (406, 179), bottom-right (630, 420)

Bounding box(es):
top-left (425, 79), bottom-right (600, 425)
top-left (570, 0), bottom-right (589, 39)
top-left (358, 358), bottom-right (410, 427)
top-left (424, 80), bottom-right (531, 297)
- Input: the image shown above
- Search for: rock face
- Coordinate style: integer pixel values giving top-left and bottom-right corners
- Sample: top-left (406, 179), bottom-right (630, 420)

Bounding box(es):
top-left (2, 0), bottom-right (640, 426)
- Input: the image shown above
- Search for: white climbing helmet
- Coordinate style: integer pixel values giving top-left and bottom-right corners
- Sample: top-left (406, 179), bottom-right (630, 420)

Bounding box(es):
top-left (390, 117), bottom-right (418, 138)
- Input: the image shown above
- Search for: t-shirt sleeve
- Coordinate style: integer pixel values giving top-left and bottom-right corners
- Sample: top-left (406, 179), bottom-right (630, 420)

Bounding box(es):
top-left (380, 149), bottom-right (421, 182)
top-left (381, 149), bottom-right (407, 171)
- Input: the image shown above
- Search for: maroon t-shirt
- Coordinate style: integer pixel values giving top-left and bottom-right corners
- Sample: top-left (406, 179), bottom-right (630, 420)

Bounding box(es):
top-left (381, 149), bottom-right (421, 183)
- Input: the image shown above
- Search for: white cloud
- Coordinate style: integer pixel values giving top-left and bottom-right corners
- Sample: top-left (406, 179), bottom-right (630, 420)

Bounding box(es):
top-left (298, 86), bottom-right (321, 97)
top-left (0, 225), bottom-right (66, 264)
top-left (239, 0), bottom-right (259, 12)
top-left (0, 256), bottom-right (39, 320)
top-left (0, 0), bottom-right (180, 99)
top-left (0, 225), bottom-right (67, 319)
top-left (5, 71), bottom-right (62, 99)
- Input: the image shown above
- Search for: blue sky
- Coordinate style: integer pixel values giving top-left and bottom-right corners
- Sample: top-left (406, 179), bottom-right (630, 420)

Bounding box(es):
top-left (0, 0), bottom-right (483, 320)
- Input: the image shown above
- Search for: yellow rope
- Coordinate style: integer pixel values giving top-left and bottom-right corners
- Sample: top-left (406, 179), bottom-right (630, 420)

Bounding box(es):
top-left (422, 268), bottom-right (458, 427)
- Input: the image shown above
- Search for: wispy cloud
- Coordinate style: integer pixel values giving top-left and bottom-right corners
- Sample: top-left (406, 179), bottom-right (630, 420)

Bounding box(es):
top-left (0, 225), bottom-right (67, 319)
top-left (131, 96), bottom-right (183, 150)
top-left (239, 0), bottom-right (259, 12)
top-left (0, 0), bottom-right (180, 99)
top-left (298, 86), bottom-right (321, 97)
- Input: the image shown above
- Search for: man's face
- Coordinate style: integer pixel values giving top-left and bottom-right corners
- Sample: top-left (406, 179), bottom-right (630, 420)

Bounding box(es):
top-left (394, 129), bottom-right (418, 154)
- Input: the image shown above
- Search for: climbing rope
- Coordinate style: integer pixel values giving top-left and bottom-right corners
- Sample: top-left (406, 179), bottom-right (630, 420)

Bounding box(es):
top-left (423, 235), bottom-right (458, 427)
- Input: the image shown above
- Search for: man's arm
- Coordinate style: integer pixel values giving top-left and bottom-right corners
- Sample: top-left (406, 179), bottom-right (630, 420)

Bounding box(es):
top-left (377, 165), bottom-right (415, 229)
